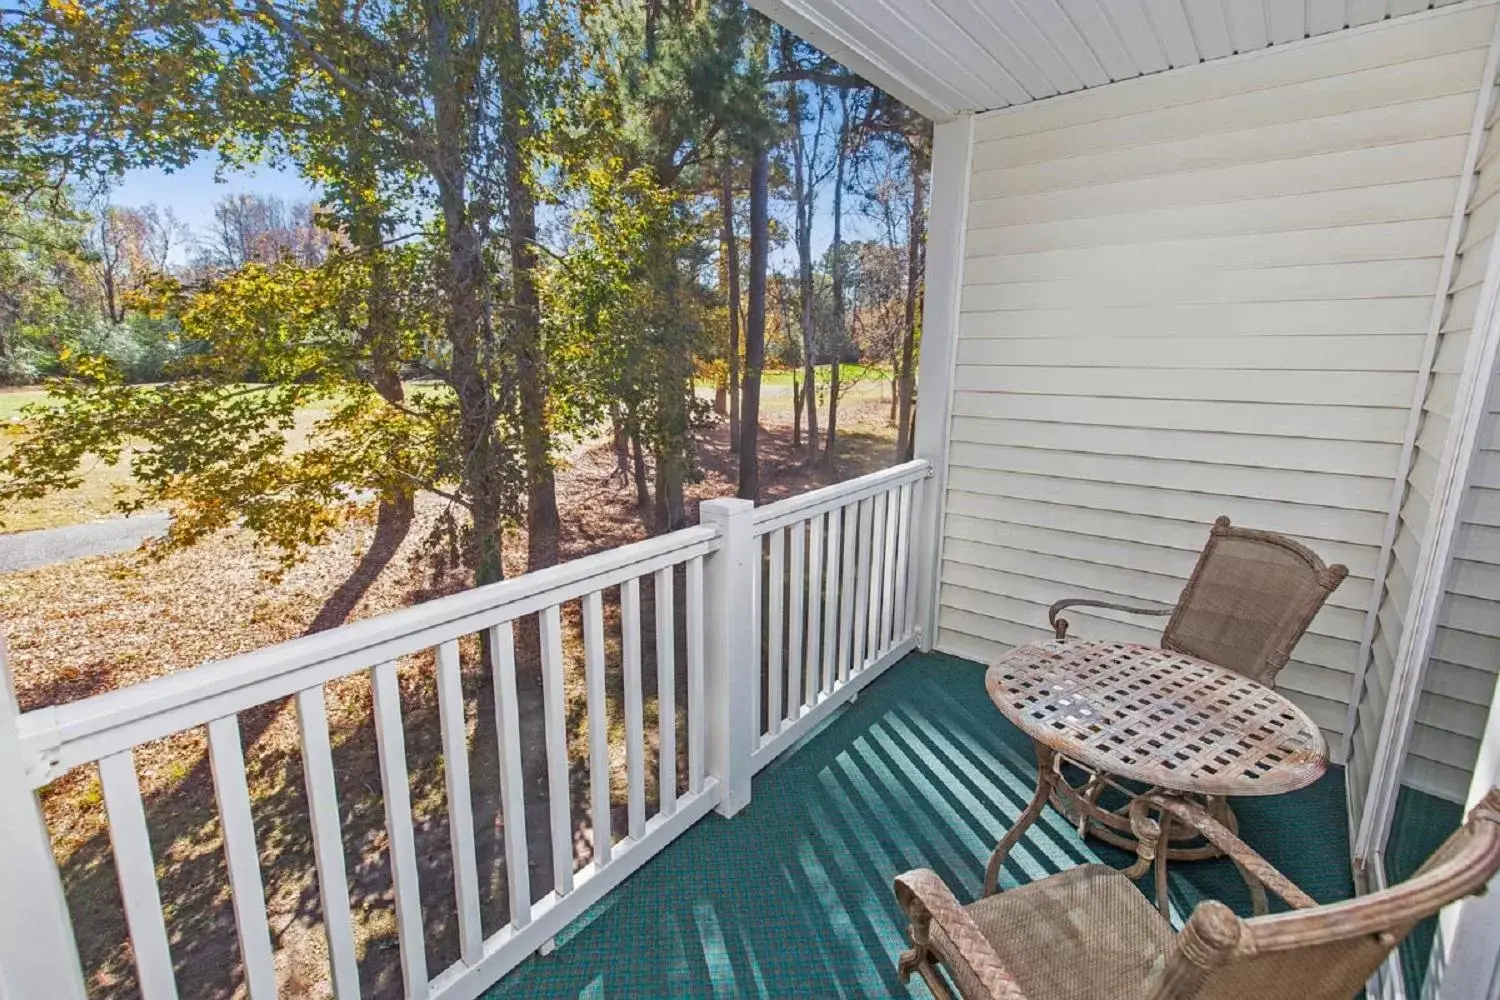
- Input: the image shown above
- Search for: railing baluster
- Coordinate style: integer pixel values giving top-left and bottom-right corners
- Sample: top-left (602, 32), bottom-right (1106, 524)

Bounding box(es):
top-left (435, 640), bottom-right (483, 964)
top-left (539, 605), bottom-right (573, 896)
top-left (370, 661), bottom-right (429, 998)
top-left (295, 687), bottom-right (361, 1000)
top-left (806, 513), bottom-right (825, 701)
top-left (621, 578), bottom-right (646, 841)
top-left (822, 508), bottom-right (841, 695)
top-left (854, 498), bottom-right (874, 672)
top-left (488, 622), bottom-right (531, 929)
top-left (838, 503), bottom-right (858, 685)
top-left (98, 750), bottom-right (179, 1000)
top-left (867, 491), bottom-right (888, 663)
top-left (750, 535), bottom-right (762, 743)
top-left (767, 527), bottom-right (785, 735)
top-left (687, 554), bottom-right (705, 794)
top-left (654, 566), bottom-right (677, 817)
top-left (894, 482), bottom-right (915, 641)
top-left (786, 521), bottom-right (805, 723)
top-left (207, 715), bottom-right (279, 1000)
top-left (881, 487), bottom-right (900, 651)
top-left (582, 591), bottom-right (612, 868)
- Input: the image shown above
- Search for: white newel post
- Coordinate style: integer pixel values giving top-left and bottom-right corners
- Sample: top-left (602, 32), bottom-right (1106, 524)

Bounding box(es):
top-left (0, 642), bottom-right (88, 1000)
top-left (700, 497), bottom-right (756, 818)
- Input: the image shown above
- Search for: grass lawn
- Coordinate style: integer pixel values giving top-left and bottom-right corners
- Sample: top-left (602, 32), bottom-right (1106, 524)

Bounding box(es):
top-left (0, 384), bottom-right (428, 533)
top-left (2, 377), bottom-right (897, 534)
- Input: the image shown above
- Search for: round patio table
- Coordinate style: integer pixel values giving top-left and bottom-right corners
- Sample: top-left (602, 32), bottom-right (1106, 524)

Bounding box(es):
top-left (982, 638), bottom-right (1328, 915)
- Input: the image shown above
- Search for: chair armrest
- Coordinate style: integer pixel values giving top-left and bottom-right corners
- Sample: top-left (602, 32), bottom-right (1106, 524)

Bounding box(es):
top-left (1048, 598), bottom-right (1174, 640)
top-left (894, 869), bottom-right (1030, 999)
top-left (1142, 794), bottom-right (1318, 911)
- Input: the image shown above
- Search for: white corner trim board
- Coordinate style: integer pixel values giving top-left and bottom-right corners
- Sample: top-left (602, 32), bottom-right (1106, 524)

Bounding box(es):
top-left (1339, 2), bottom-right (1500, 774)
top-left (911, 113), bottom-right (974, 650)
top-left (1355, 21), bottom-right (1500, 866)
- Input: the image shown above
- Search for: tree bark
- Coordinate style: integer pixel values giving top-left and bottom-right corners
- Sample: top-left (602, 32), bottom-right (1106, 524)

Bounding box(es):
top-left (824, 95), bottom-right (849, 470)
top-left (789, 81), bottom-right (819, 464)
top-left (721, 149), bottom-right (742, 453)
top-left (499, 0), bottom-right (559, 572)
top-left (897, 141), bottom-right (927, 463)
top-left (737, 139), bottom-right (769, 502)
top-left (427, 7), bottom-right (504, 585)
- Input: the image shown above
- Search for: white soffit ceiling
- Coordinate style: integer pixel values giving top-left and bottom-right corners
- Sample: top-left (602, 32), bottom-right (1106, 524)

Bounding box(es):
top-left (750, 0), bottom-right (1475, 121)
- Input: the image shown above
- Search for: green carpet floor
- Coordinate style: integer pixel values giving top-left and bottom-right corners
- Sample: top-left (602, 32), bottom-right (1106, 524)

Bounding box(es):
top-left (482, 652), bottom-right (1356, 999)
top-left (1387, 785), bottom-right (1465, 997)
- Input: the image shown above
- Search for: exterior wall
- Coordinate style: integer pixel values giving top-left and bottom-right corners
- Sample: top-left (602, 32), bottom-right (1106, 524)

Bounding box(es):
top-left (934, 3), bottom-right (1499, 765)
top-left (1354, 84), bottom-right (1500, 810)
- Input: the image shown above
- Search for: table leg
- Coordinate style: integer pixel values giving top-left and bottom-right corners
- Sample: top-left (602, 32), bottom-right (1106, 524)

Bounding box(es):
top-left (983, 743), bottom-right (1057, 896)
top-left (1154, 813), bottom-right (1173, 920)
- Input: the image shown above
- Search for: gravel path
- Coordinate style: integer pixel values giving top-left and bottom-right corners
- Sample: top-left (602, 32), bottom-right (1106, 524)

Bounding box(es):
top-left (0, 512), bottom-right (171, 572)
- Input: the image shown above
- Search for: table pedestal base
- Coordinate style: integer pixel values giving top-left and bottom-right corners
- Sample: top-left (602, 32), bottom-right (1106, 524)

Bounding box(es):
top-left (985, 741), bottom-right (1269, 918)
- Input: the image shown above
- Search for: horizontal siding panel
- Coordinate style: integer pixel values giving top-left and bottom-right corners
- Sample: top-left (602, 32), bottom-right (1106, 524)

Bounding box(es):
top-left (965, 220), bottom-right (1452, 278)
top-left (976, 93), bottom-right (1477, 198)
top-left (948, 415), bottom-right (1399, 478)
top-left (942, 553), bottom-right (1366, 645)
top-left (1401, 755), bottom-right (1471, 803)
top-left (944, 490), bottom-right (1379, 585)
top-left (949, 440), bottom-right (1392, 511)
top-left (965, 180), bottom-right (1458, 256)
top-left (959, 298), bottom-right (1434, 340)
top-left (962, 259), bottom-right (1443, 310)
top-left (943, 530), bottom-right (1370, 617)
top-left (946, 466), bottom-right (1388, 546)
top-left (956, 335), bottom-right (1424, 372)
top-left (1447, 557), bottom-right (1500, 601)
top-left (950, 392), bottom-right (1408, 444)
top-left (952, 366), bottom-right (1415, 408)
top-left (973, 3), bottom-right (1495, 141)
top-left (967, 137), bottom-right (1470, 226)
top-left (971, 49), bottom-right (1488, 170)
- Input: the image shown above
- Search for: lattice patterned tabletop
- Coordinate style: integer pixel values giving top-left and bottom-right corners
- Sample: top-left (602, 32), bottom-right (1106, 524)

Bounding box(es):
top-left (986, 639), bottom-right (1327, 798)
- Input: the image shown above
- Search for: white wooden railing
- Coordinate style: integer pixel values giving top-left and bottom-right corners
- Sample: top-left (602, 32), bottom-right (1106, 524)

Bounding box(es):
top-left (0, 461), bottom-right (930, 1000)
top-left (749, 461), bottom-right (929, 769)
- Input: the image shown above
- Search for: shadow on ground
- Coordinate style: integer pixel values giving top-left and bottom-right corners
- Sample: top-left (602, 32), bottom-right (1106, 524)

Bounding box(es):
top-left (482, 652), bottom-right (1355, 999)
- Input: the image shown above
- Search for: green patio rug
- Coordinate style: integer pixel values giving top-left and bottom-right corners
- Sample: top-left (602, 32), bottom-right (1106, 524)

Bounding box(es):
top-left (1387, 784), bottom-right (1465, 998)
top-left (482, 651), bottom-right (1356, 999)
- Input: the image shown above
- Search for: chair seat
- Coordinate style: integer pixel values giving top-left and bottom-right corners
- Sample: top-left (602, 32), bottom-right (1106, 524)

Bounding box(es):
top-left (965, 864), bottom-right (1174, 1000)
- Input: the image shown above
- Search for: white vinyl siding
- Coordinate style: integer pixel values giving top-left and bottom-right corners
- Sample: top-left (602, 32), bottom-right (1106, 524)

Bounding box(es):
top-left (1350, 79), bottom-right (1500, 809)
top-left (936, 3), bottom-right (1499, 762)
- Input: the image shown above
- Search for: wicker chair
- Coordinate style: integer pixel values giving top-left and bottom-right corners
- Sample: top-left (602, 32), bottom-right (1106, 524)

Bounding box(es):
top-left (1044, 515), bottom-right (1348, 858)
top-left (1049, 515), bottom-right (1348, 688)
top-left (895, 788), bottom-right (1500, 1000)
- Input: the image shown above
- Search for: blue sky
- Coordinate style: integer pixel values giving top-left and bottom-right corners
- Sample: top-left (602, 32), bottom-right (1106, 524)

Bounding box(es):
top-left (110, 154), bottom-right (321, 264)
top-left (112, 142), bottom-right (895, 270)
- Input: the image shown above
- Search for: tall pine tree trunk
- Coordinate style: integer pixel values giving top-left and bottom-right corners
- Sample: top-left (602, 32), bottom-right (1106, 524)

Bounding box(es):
top-left (824, 96), bottom-right (849, 470)
top-left (896, 140), bottom-right (928, 463)
top-left (500, 0), bottom-right (559, 572)
top-left (427, 10), bottom-right (504, 585)
top-left (790, 83), bottom-right (818, 464)
top-left (737, 139), bottom-right (769, 502)
top-left (721, 149), bottom-right (742, 453)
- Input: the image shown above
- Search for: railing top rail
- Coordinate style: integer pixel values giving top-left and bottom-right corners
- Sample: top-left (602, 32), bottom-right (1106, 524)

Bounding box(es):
top-left (17, 524), bottom-right (720, 787)
top-left (751, 460), bottom-right (930, 536)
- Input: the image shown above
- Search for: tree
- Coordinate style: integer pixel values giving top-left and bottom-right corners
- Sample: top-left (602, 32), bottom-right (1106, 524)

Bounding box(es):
top-left (720, 143), bottom-right (742, 453)
top-left (197, 194), bottom-right (330, 272)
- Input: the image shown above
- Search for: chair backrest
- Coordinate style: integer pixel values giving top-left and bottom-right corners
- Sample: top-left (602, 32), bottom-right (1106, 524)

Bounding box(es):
top-left (1152, 789), bottom-right (1500, 1000)
top-left (1161, 516), bottom-right (1348, 687)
